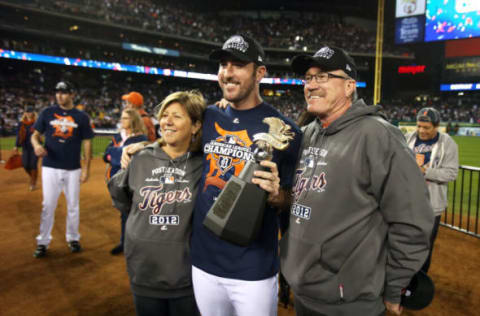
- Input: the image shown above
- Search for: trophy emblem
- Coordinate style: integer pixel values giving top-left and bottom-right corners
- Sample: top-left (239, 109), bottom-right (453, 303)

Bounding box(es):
top-left (203, 117), bottom-right (295, 246)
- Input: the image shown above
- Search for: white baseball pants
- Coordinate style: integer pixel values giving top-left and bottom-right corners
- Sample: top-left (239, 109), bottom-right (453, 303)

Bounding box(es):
top-left (36, 167), bottom-right (82, 246)
top-left (192, 265), bottom-right (278, 316)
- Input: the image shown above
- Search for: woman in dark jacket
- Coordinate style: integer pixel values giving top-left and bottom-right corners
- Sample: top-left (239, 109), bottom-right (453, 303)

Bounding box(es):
top-left (14, 106), bottom-right (39, 191)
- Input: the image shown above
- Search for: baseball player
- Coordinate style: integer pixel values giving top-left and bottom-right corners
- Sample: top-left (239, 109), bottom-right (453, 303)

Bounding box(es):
top-left (190, 34), bottom-right (302, 316)
top-left (31, 81), bottom-right (94, 258)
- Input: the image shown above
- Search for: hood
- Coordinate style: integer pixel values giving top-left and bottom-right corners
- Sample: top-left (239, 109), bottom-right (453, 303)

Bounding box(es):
top-left (143, 142), bottom-right (191, 164)
top-left (322, 99), bottom-right (386, 135)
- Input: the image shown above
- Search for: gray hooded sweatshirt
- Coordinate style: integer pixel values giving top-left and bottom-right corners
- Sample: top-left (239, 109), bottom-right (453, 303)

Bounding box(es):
top-left (405, 131), bottom-right (459, 216)
top-left (280, 99), bottom-right (434, 315)
top-left (108, 142), bottom-right (202, 298)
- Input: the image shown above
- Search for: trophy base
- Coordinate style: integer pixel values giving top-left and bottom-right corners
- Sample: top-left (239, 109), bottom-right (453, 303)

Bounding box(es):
top-left (203, 175), bottom-right (267, 246)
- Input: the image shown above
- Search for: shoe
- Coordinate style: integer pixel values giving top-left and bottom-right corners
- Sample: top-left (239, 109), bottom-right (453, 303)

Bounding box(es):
top-left (110, 244), bottom-right (123, 255)
top-left (68, 241), bottom-right (82, 253)
top-left (33, 245), bottom-right (47, 258)
top-left (29, 185), bottom-right (37, 191)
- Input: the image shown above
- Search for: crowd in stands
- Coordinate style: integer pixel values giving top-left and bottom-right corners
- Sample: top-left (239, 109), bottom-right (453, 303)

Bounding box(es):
top-left (1, 64), bottom-right (479, 139)
top-left (382, 96), bottom-right (480, 125)
top-left (5, 0), bottom-right (410, 56)
top-left (0, 63), bottom-right (224, 135)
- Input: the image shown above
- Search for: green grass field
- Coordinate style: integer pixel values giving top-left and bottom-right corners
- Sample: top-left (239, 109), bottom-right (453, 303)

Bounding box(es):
top-left (0, 135), bottom-right (112, 158)
top-left (446, 137), bottom-right (480, 232)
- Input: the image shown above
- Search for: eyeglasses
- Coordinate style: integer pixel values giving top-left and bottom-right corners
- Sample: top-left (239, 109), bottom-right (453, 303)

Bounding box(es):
top-left (303, 73), bottom-right (351, 84)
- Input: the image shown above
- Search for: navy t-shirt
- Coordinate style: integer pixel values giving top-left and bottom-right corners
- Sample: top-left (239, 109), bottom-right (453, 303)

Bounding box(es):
top-left (414, 133), bottom-right (439, 167)
top-left (34, 106), bottom-right (94, 170)
top-left (191, 102), bottom-right (302, 281)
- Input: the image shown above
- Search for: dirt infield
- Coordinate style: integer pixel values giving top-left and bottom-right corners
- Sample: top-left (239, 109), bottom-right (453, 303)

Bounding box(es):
top-left (1, 157), bottom-right (479, 316)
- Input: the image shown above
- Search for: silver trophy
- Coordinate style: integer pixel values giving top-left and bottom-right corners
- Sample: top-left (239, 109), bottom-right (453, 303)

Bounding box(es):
top-left (203, 117), bottom-right (295, 246)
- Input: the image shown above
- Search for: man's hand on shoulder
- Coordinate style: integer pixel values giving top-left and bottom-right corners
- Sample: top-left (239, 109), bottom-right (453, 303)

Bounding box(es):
top-left (121, 142), bottom-right (148, 169)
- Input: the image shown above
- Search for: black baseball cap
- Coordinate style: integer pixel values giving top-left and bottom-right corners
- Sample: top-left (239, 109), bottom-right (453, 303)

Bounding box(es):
top-left (417, 107), bottom-right (441, 126)
top-left (209, 34), bottom-right (265, 65)
top-left (25, 106), bottom-right (34, 112)
top-left (55, 81), bottom-right (75, 93)
top-left (401, 271), bottom-right (435, 310)
top-left (291, 46), bottom-right (357, 80)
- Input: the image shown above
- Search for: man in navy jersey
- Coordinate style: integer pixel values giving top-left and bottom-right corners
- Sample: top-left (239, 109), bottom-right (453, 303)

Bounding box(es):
top-left (405, 107), bottom-right (458, 273)
top-left (190, 34), bottom-right (302, 316)
top-left (31, 81), bottom-right (94, 258)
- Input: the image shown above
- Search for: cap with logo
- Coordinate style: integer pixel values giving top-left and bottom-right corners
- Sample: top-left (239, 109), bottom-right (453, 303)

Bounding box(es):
top-left (122, 91), bottom-right (144, 108)
top-left (209, 34), bottom-right (265, 65)
top-left (55, 81), bottom-right (75, 93)
top-left (417, 107), bottom-right (440, 126)
top-left (291, 46), bottom-right (357, 80)
top-left (401, 271), bottom-right (435, 310)
top-left (25, 106), bottom-right (34, 113)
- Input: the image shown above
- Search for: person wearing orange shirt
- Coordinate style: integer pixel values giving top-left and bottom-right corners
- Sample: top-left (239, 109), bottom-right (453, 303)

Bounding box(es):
top-left (122, 91), bottom-right (156, 141)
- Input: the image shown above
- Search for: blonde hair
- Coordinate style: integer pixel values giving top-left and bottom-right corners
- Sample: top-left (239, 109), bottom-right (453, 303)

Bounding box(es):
top-left (156, 90), bottom-right (206, 152)
top-left (123, 108), bottom-right (146, 135)
top-left (21, 110), bottom-right (37, 122)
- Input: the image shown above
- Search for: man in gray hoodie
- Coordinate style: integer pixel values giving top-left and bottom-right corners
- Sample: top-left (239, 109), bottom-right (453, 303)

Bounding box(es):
top-left (279, 46), bottom-right (434, 316)
top-left (405, 107), bottom-right (459, 273)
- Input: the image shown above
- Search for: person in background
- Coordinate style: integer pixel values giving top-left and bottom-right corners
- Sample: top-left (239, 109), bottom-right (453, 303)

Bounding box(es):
top-left (104, 107), bottom-right (148, 255)
top-left (405, 107), bottom-right (459, 274)
top-left (279, 46), bottom-right (433, 316)
top-left (31, 81), bottom-right (94, 258)
top-left (14, 106), bottom-right (39, 191)
top-left (108, 90), bottom-right (206, 316)
top-left (122, 91), bottom-right (156, 141)
top-left (453, 122), bottom-right (460, 136)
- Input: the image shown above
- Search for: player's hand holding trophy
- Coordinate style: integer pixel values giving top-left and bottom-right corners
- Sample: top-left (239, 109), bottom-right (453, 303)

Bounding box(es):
top-left (203, 117), bottom-right (294, 246)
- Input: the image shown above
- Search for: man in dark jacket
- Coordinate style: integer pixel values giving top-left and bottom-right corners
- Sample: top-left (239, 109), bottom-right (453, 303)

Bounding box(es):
top-left (279, 46), bottom-right (434, 316)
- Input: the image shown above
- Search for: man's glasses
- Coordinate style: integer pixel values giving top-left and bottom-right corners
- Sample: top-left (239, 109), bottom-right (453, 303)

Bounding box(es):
top-left (303, 73), bottom-right (351, 84)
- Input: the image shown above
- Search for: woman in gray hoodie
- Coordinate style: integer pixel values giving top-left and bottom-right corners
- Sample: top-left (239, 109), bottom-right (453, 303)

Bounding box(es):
top-left (108, 90), bottom-right (205, 316)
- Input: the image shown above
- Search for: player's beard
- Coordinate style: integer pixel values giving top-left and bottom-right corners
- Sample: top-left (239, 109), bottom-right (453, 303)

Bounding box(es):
top-left (221, 72), bottom-right (256, 104)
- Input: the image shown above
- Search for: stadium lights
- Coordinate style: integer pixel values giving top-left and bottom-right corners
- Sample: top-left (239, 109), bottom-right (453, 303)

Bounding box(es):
top-left (0, 48), bottom-right (367, 88)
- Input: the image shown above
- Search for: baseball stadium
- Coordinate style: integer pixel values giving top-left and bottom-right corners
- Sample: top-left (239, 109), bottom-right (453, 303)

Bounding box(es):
top-left (0, 0), bottom-right (479, 315)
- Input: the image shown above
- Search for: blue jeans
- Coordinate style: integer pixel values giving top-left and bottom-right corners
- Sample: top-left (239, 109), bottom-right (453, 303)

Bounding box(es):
top-left (421, 215), bottom-right (441, 273)
top-left (133, 294), bottom-right (200, 316)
